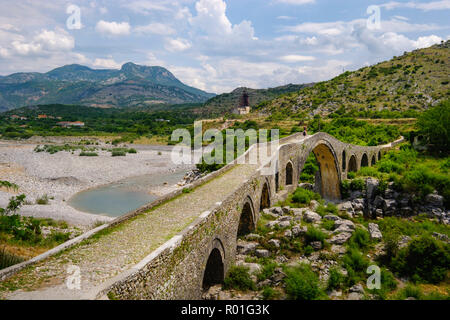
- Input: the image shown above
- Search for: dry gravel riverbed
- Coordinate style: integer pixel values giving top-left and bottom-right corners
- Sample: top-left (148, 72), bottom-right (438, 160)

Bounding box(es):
top-left (0, 140), bottom-right (193, 228)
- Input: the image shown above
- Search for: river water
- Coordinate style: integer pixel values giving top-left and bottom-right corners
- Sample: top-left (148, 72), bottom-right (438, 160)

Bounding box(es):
top-left (68, 169), bottom-right (187, 217)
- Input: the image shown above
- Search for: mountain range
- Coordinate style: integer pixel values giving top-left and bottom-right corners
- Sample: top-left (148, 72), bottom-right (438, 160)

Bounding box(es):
top-left (0, 63), bottom-right (215, 111)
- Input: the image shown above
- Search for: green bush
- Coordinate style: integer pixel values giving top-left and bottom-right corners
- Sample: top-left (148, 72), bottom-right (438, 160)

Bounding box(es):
top-left (223, 266), bottom-right (256, 291)
top-left (305, 226), bottom-right (327, 245)
top-left (291, 188), bottom-right (320, 206)
top-left (79, 152), bottom-right (98, 157)
top-left (36, 195), bottom-right (49, 205)
top-left (348, 228), bottom-right (371, 251)
top-left (321, 219), bottom-right (335, 231)
top-left (257, 261), bottom-right (277, 282)
top-left (261, 287), bottom-right (279, 300)
top-left (0, 246), bottom-right (25, 270)
top-left (390, 235), bottom-right (450, 284)
top-left (111, 150), bottom-right (126, 157)
top-left (284, 264), bottom-right (324, 300)
top-left (350, 178), bottom-right (365, 191)
top-left (327, 267), bottom-right (344, 290)
top-left (417, 100), bottom-right (450, 155)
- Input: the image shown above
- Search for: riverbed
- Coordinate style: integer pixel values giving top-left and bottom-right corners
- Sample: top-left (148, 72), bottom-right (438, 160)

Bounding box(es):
top-left (0, 140), bottom-right (193, 227)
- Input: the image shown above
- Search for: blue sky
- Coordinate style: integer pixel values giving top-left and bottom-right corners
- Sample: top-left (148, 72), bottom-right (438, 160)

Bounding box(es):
top-left (0, 0), bottom-right (449, 93)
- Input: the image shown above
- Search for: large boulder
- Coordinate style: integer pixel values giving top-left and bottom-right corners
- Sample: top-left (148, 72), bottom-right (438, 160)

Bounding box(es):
top-left (334, 219), bottom-right (355, 233)
top-left (237, 240), bottom-right (259, 255)
top-left (309, 200), bottom-right (320, 211)
top-left (329, 232), bottom-right (352, 245)
top-left (268, 239), bottom-right (281, 249)
top-left (368, 223), bottom-right (382, 240)
top-left (382, 199), bottom-right (397, 215)
top-left (366, 178), bottom-right (379, 201)
top-left (255, 249), bottom-right (270, 258)
top-left (324, 215), bottom-right (341, 222)
top-left (303, 210), bottom-right (322, 223)
top-left (338, 201), bottom-right (354, 216)
top-left (426, 192), bottom-right (444, 207)
top-left (292, 225), bottom-right (307, 237)
top-left (237, 261), bottom-right (262, 274)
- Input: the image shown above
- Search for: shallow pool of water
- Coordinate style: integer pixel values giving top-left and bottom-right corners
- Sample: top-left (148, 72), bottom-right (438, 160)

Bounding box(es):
top-left (68, 169), bottom-right (187, 217)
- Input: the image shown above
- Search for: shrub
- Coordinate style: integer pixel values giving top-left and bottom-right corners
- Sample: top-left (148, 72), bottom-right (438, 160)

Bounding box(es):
top-left (128, 148), bottom-right (137, 154)
top-left (327, 267), bottom-right (344, 290)
top-left (350, 178), bottom-right (365, 191)
top-left (347, 172), bottom-right (356, 179)
top-left (36, 195), bottom-right (49, 205)
top-left (284, 264), bottom-right (324, 300)
top-left (79, 152), bottom-right (98, 157)
top-left (417, 99), bottom-right (450, 155)
top-left (111, 150), bottom-right (126, 157)
top-left (0, 246), bottom-right (25, 270)
top-left (390, 235), bottom-right (450, 284)
top-left (348, 228), bottom-right (371, 251)
top-left (305, 226), bottom-right (327, 245)
top-left (261, 287), bottom-right (279, 300)
top-left (322, 219), bottom-right (335, 231)
top-left (291, 188), bottom-right (320, 206)
top-left (257, 261), bottom-right (277, 282)
top-left (223, 266), bottom-right (256, 291)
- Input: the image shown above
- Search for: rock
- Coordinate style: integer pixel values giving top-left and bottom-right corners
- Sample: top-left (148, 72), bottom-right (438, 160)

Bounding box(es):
top-left (368, 223), bottom-right (382, 240)
top-left (202, 284), bottom-right (222, 300)
top-left (334, 219), bottom-right (355, 233)
top-left (382, 199), bottom-right (397, 215)
top-left (237, 262), bottom-right (262, 274)
top-left (350, 284), bottom-right (365, 294)
top-left (398, 235), bottom-right (411, 249)
top-left (278, 221), bottom-right (291, 229)
top-left (265, 221), bottom-right (278, 229)
top-left (331, 245), bottom-right (347, 255)
top-left (270, 268), bottom-right (286, 284)
top-left (328, 290), bottom-right (342, 299)
top-left (282, 206), bottom-right (291, 215)
top-left (262, 208), bottom-right (271, 215)
top-left (374, 209), bottom-right (383, 218)
top-left (284, 229), bottom-right (292, 238)
top-left (347, 292), bottom-right (364, 300)
top-left (271, 207), bottom-right (283, 216)
top-left (291, 208), bottom-right (305, 216)
top-left (279, 216), bottom-right (293, 222)
top-left (299, 182), bottom-right (314, 191)
top-left (268, 239), bottom-right (281, 249)
top-left (255, 249), bottom-right (270, 258)
top-left (310, 200), bottom-right (320, 211)
top-left (245, 233), bottom-right (262, 241)
top-left (432, 232), bottom-right (450, 243)
top-left (275, 255), bottom-right (288, 264)
top-left (257, 279), bottom-right (272, 289)
top-left (237, 240), bottom-right (258, 255)
top-left (324, 215), bottom-right (341, 221)
top-left (352, 198), bottom-right (365, 212)
top-left (329, 232), bottom-right (352, 245)
top-left (350, 191), bottom-right (364, 200)
top-left (292, 225), bottom-right (307, 237)
top-left (338, 201), bottom-right (354, 215)
top-left (366, 178), bottom-right (379, 201)
top-left (373, 195), bottom-right (384, 208)
top-left (303, 210), bottom-right (322, 223)
top-left (310, 241), bottom-right (323, 250)
top-left (426, 192), bottom-right (444, 207)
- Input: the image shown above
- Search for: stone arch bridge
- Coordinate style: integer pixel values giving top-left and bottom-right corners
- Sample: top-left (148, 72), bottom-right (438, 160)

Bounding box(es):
top-left (0, 132), bottom-right (403, 300)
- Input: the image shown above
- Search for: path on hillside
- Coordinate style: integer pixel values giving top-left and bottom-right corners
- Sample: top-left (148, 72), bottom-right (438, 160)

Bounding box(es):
top-left (0, 134), bottom-right (306, 300)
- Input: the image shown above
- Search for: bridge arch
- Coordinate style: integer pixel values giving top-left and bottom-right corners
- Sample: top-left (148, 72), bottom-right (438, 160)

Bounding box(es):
top-left (202, 239), bottom-right (225, 290)
top-left (285, 161), bottom-right (294, 186)
top-left (378, 151), bottom-right (382, 161)
top-left (361, 154), bottom-right (369, 168)
top-left (237, 197), bottom-right (256, 237)
top-left (348, 155), bottom-right (357, 176)
top-left (259, 179), bottom-right (271, 212)
top-left (301, 141), bottom-right (341, 200)
top-left (342, 150), bottom-right (347, 171)
top-left (371, 155), bottom-right (376, 166)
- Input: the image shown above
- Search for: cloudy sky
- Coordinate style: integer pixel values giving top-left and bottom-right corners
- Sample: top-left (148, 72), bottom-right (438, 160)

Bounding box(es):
top-left (0, 0), bottom-right (449, 93)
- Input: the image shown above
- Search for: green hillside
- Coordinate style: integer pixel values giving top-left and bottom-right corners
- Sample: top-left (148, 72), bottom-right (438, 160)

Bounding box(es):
top-left (259, 41), bottom-right (450, 118)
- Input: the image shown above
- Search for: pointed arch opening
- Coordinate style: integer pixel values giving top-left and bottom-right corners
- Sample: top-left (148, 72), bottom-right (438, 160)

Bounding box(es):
top-left (260, 182), bottom-right (270, 212)
top-left (371, 155), bottom-right (376, 166)
top-left (285, 162), bottom-right (293, 186)
top-left (342, 150), bottom-right (347, 171)
top-left (348, 155), bottom-right (357, 178)
top-left (202, 248), bottom-right (224, 290)
top-left (361, 154), bottom-right (369, 168)
top-left (237, 199), bottom-right (255, 237)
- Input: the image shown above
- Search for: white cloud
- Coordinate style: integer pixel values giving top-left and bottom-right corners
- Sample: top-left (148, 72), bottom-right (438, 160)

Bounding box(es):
top-left (96, 20), bottom-right (131, 36)
top-left (275, 0), bottom-right (316, 4)
top-left (93, 58), bottom-right (122, 69)
top-left (382, 1), bottom-right (450, 11)
top-left (165, 38), bottom-right (192, 52)
top-left (279, 55), bottom-right (316, 62)
top-left (135, 23), bottom-right (176, 36)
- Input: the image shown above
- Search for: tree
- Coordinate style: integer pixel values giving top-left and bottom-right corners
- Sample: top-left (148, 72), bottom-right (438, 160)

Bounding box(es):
top-left (417, 100), bottom-right (450, 155)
